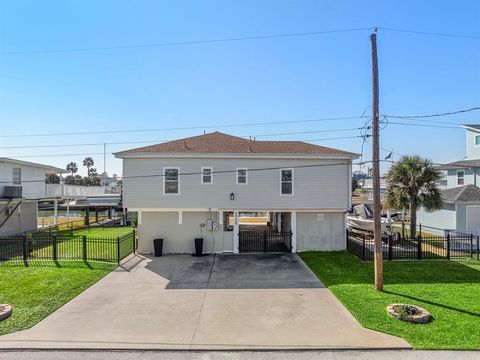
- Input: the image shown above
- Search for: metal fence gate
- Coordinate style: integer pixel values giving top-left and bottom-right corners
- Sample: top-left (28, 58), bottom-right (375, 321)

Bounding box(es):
top-left (239, 230), bottom-right (292, 253)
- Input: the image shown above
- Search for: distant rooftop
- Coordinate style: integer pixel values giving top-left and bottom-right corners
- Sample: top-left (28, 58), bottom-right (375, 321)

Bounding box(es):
top-left (461, 124), bottom-right (480, 131)
top-left (441, 185), bottom-right (480, 203)
top-left (0, 157), bottom-right (65, 174)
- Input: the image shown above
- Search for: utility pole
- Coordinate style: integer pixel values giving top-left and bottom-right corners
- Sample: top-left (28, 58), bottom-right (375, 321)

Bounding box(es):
top-left (370, 30), bottom-right (383, 291)
top-left (103, 143), bottom-right (106, 174)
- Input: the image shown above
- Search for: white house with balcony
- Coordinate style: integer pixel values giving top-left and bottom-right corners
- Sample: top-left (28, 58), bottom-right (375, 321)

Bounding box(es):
top-left (0, 158), bottom-right (65, 236)
top-left (115, 132), bottom-right (358, 254)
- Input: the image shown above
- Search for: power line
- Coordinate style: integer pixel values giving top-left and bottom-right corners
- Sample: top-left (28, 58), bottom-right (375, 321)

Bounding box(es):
top-left (384, 106), bottom-right (480, 119)
top-left (0, 115), bottom-right (366, 138)
top-left (379, 27), bottom-right (480, 40)
top-left (0, 27), bottom-right (374, 55)
top-left (0, 162), bottom-right (354, 183)
top-left (1, 135), bottom-right (365, 158)
top-left (386, 121), bottom-right (461, 129)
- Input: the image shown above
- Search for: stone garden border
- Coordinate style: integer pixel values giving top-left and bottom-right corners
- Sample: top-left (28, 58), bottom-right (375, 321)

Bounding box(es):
top-left (0, 304), bottom-right (13, 321)
top-left (387, 303), bottom-right (431, 323)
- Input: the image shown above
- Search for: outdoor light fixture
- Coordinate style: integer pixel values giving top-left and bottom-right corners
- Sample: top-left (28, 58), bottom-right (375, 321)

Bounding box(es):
top-left (230, 192), bottom-right (235, 201)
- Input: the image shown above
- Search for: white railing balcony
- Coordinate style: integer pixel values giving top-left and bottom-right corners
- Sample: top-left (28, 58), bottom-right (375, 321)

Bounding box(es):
top-left (44, 184), bottom-right (106, 198)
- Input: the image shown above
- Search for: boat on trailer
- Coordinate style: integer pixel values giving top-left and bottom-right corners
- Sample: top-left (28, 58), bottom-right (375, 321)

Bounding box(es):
top-left (347, 203), bottom-right (393, 234)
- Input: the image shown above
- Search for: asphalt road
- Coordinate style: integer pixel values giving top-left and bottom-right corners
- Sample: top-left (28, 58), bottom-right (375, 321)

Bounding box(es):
top-left (0, 351), bottom-right (479, 360)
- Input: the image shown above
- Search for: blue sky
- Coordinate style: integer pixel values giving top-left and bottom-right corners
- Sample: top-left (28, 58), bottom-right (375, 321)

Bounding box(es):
top-left (0, 0), bottom-right (479, 176)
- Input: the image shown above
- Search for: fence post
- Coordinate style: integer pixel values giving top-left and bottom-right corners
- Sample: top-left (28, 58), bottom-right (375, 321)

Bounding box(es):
top-left (132, 230), bottom-right (136, 254)
top-left (53, 236), bottom-right (58, 261)
top-left (82, 235), bottom-right (87, 261)
top-left (117, 237), bottom-right (121, 264)
top-left (263, 230), bottom-right (267, 253)
top-left (362, 234), bottom-right (366, 261)
top-left (477, 236), bottom-right (479, 261)
top-left (22, 235), bottom-right (28, 267)
top-left (419, 223), bottom-right (422, 238)
top-left (346, 228), bottom-right (349, 249)
top-left (471, 234), bottom-right (474, 259)
top-left (417, 236), bottom-right (422, 260)
top-left (446, 232), bottom-right (451, 260)
top-left (388, 234), bottom-right (393, 261)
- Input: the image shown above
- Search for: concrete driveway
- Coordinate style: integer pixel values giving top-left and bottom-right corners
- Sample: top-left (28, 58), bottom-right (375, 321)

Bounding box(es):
top-left (0, 254), bottom-right (409, 350)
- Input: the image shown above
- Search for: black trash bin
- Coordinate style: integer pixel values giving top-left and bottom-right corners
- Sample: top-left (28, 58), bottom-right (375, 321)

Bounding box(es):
top-left (194, 238), bottom-right (203, 257)
top-left (153, 238), bottom-right (163, 257)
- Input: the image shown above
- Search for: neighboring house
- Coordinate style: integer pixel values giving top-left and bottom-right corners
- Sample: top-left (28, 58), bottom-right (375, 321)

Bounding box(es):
top-left (0, 158), bottom-right (65, 236)
top-left (417, 185), bottom-right (480, 235)
top-left (362, 177), bottom-right (387, 201)
top-left (417, 124), bottom-right (480, 235)
top-left (115, 132), bottom-right (358, 254)
top-left (438, 124), bottom-right (480, 188)
top-left (98, 172), bottom-right (121, 193)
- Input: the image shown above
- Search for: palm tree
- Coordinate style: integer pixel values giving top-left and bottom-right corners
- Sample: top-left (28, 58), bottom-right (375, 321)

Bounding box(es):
top-left (385, 155), bottom-right (444, 238)
top-left (66, 162), bottom-right (78, 176)
top-left (83, 157), bottom-right (94, 177)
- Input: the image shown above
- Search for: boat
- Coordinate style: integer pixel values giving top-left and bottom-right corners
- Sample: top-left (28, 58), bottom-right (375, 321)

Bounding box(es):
top-left (347, 203), bottom-right (393, 234)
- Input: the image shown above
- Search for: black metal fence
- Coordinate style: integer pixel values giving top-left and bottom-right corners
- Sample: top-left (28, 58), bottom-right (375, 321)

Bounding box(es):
top-left (0, 230), bottom-right (136, 266)
top-left (239, 230), bottom-right (292, 253)
top-left (347, 229), bottom-right (480, 261)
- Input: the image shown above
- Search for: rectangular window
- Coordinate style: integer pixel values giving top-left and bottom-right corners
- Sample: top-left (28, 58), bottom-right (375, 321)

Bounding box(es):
top-left (237, 168), bottom-right (247, 185)
top-left (201, 167), bottom-right (212, 184)
top-left (280, 169), bottom-right (293, 195)
top-left (12, 168), bottom-right (21, 185)
top-left (476, 135), bottom-right (480, 146)
top-left (164, 168), bottom-right (179, 194)
top-left (457, 171), bottom-right (465, 186)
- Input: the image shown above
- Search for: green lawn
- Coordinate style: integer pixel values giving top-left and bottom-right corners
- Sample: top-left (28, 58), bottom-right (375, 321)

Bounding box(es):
top-left (299, 251), bottom-right (480, 350)
top-left (40, 226), bottom-right (134, 238)
top-left (0, 261), bottom-right (116, 335)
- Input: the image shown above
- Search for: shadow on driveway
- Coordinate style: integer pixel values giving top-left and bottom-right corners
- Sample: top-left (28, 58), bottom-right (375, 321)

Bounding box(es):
top-left (144, 253), bottom-right (325, 289)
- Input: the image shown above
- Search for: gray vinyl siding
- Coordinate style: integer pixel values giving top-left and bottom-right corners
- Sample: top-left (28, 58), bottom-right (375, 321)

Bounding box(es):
top-left (296, 212), bottom-right (345, 251)
top-left (446, 169), bottom-right (479, 188)
top-left (417, 206), bottom-right (456, 233)
top-left (0, 201), bottom-right (37, 236)
top-left (123, 157), bottom-right (350, 210)
top-left (466, 128), bottom-right (480, 160)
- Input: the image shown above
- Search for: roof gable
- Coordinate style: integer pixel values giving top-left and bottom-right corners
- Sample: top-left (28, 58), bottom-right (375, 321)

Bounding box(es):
top-left (115, 131), bottom-right (358, 157)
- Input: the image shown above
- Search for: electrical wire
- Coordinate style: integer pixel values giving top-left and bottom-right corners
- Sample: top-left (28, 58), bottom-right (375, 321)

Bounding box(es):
top-left (0, 27), bottom-right (374, 55)
top-left (379, 27), bottom-right (480, 40)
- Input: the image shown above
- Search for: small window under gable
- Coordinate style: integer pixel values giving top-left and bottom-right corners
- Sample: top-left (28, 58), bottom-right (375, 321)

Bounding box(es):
top-left (12, 168), bottom-right (21, 185)
top-left (164, 168), bottom-right (179, 194)
top-left (237, 168), bottom-right (247, 185)
top-left (457, 170), bottom-right (465, 186)
top-left (475, 134), bottom-right (480, 146)
top-left (280, 169), bottom-right (293, 195)
top-left (201, 167), bottom-right (212, 184)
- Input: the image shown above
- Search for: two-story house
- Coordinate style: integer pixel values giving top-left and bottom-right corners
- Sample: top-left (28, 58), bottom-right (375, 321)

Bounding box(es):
top-left (417, 124), bottom-right (480, 234)
top-left (0, 158), bottom-right (65, 236)
top-left (115, 132), bottom-right (358, 254)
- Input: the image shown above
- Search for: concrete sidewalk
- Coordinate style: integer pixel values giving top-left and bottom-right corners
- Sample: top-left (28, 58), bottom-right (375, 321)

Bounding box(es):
top-left (0, 254), bottom-right (410, 350)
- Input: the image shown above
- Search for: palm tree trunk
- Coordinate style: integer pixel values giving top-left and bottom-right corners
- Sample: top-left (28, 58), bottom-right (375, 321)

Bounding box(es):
top-left (409, 202), bottom-right (417, 239)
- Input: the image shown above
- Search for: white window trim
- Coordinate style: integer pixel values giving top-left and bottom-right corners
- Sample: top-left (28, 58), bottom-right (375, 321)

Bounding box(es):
top-left (475, 134), bottom-right (480, 147)
top-left (457, 170), bottom-right (465, 186)
top-left (201, 166), bottom-right (213, 184)
top-left (236, 168), bottom-right (248, 185)
top-left (280, 168), bottom-right (294, 196)
top-left (163, 167), bottom-right (180, 195)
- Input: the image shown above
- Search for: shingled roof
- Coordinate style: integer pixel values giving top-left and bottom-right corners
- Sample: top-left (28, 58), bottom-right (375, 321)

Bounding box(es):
top-left (115, 132), bottom-right (358, 157)
top-left (437, 159), bottom-right (480, 170)
top-left (441, 185), bottom-right (480, 203)
top-left (461, 124), bottom-right (480, 131)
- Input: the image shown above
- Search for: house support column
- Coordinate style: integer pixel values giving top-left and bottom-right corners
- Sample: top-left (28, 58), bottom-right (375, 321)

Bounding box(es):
top-left (53, 199), bottom-right (58, 226)
top-left (66, 198), bottom-right (70, 221)
top-left (95, 208), bottom-right (99, 223)
top-left (108, 207), bottom-right (112, 219)
top-left (291, 211), bottom-right (297, 253)
top-left (233, 211), bottom-right (239, 254)
top-left (137, 211), bottom-right (142, 225)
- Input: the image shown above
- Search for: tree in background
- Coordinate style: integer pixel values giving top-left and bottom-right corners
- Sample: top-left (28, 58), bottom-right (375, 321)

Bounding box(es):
top-left (82, 157), bottom-right (94, 177)
top-left (352, 177), bottom-right (358, 193)
top-left (45, 173), bottom-right (60, 184)
top-left (385, 155), bottom-right (443, 238)
top-left (66, 162), bottom-right (78, 176)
